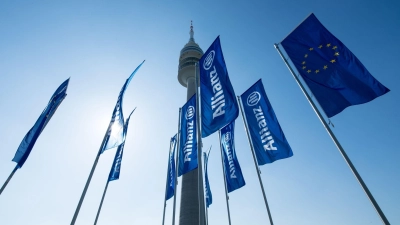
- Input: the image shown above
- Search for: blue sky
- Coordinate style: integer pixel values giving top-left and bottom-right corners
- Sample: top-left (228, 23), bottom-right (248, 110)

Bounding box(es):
top-left (0, 1), bottom-right (399, 224)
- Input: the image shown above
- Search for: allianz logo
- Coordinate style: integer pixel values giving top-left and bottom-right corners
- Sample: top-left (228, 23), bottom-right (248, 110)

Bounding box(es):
top-left (203, 50), bottom-right (215, 70)
top-left (247, 91), bottom-right (261, 106)
top-left (186, 106), bottom-right (195, 120)
top-left (224, 132), bottom-right (231, 143)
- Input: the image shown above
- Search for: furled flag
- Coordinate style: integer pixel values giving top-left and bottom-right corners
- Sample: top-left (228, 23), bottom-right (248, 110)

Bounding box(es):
top-left (178, 94), bottom-right (198, 176)
top-left (101, 61), bottom-right (144, 153)
top-left (165, 134), bottom-right (177, 201)
top-left (204, 148), bottom-right (212, 208)
top-left (108, 108), bottom-right (136, 182)
top-left (220, 121), bottom-right (246, 192)
top-left (199, 36), bottom-right (239, 138)
top-left (240, 79), bottom-right (293, 165)
top-left (280, 13), bottom-right (389, 118)
top-left (12, 78), bottom-right (70, 168)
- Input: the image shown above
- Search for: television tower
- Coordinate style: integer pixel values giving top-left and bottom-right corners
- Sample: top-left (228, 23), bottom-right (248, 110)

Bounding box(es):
top-left (177, 22), bottom-right (205, 225)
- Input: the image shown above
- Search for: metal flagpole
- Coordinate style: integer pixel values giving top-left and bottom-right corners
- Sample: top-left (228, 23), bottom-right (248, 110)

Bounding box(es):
top-left (94, 180), bottom-right (110, 225)
top-left (70, 125), bottom-right (111, 225)
top-left (237, 96), bottom-right (274, 225)
top-left (275, 43), bottom-right (390, 225)
top-left (194, 62), bottom-right (206, 225)
top-left (218, 132), bottom-right (232, 225)
top-left (0, 165), bottom-right (19, 195)
top-left (171, 108), bottom-right (182, 225)
top-left (162, 138), bottom-right (173, 225)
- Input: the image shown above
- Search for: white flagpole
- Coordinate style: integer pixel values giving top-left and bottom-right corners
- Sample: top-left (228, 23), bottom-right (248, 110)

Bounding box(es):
top-left (94, 180), bottom-right (110, 225)
top-left (171, 108), bottom-right (182, 225)
top-left (0, 165), bottom-right (18, 195)
top-left (218, 131), bottom-right (232, 225)
top-left (237, 96), bottom-right (274, 225)
top-left (195, 62), bottom-right (206, 225)
top-left (274, 43), bottom-right (390, 225)
top-left (162, 137), bottom-right (175, 225)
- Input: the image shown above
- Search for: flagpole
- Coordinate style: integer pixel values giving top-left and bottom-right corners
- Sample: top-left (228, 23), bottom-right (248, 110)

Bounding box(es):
top-left (218, 132), bottom-right (232, 225)
top-left (70, 128), bottom-right (110, 225)
top-left (94, 180), bottom-right (110, 225)
top-left (162, 139), bottom-right (173, 225)
top-left (0, 165), bottom-right (19, 195)
top-left (195, 62), bottom-right (206, 225)
top-left (274, 43), bottom-right (390, 225)
top-left (237, 96), bottom-right (274, 225)
top-left (172, 108), bottom-right (182, 225)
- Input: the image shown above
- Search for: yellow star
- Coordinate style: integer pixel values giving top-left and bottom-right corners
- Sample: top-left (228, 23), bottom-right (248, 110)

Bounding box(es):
top-left (327, 43), bottom-right (331, 47)
top-left (309, 47), bottom-right (313, 51)
top-left (304, 54), bottom-right (308, 58)
top-left (323, 65), bottom-right (328, 70)
top-left (302, 61), bottom-right (306, 65)
top-left (307, 70), bottom-right (311, 73)
top-left (318, 45), bottom-right (323, 49)
top-left (332, 46), bottom-right (337, 50)
top-left (315, 70), bottom-right (320, 74)
top-left (302, 66), bottom-right (306, 69)
top-left (330, 59), bottom-right (336, 63)
top-left (334, 52), bottom-right (339, 56)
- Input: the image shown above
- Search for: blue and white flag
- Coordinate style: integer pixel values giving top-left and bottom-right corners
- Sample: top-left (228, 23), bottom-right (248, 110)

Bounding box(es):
top-left (204, 149), bottom-right (212, 208)
top-left (12, 78), bottom-right (70, 168)
top-left (240, 79), bottom-right (293, 165)
top-left (165, 134), bottom-right (177, 201)
top-left (101, 61), bottom-right (144, 153)
top-left (220, 121), bottom-right (246, 192)
top-left (178, 95), bottom-right (198, 176)
top-left (199, 36), bottom-right (239, 138)
top-left (108, 108), bottom-right (136, 182)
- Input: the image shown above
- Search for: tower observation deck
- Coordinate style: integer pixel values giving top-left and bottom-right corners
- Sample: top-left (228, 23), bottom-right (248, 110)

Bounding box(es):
top-left (177, 22), bottom-right (205, 225)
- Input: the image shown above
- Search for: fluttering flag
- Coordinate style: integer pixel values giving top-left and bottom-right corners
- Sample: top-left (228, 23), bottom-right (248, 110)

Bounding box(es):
top-left (108, 108), bottom-right (136, 182)
top-left (178, 95), bottom-right (198, 176)
top-left (101, 61), bottom-right (145, 153)
top-left (280, 13), bottom-right (389, 118)
top-left (12, 78), bottom-right (70, 168)
top-left (220, 121), bottom-right (246, 192)
top-left (165, 134), bottom-right (177, 201)
top-left (240, 79), bottom-right (293, 165)
top-left (204, 148), bottom-right (212, 208)
top-left (199, 36), bottom-right (239, 138)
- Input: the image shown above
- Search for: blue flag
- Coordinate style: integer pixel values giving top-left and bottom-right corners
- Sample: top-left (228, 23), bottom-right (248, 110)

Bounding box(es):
top-left (178, 95), bottom-right (198, 176)
top-left (101, 61), bottom-right (144, 153)
top-left (165, 134), bottom-right (177, 201)
top-left (199, 36), bottom-right (239, 138)
top-left (12, 78), bottom-right (69, 168)
top-left (108, 108), bottom-right (135, 182)
top-left (240, 80), bottom-right (293, 165)
top-left (281, 13), bottom-right (389, 118)
top-left (204, 149), bottom-right (212, 208)
top-left (220, 121), bottom-right (246, 193)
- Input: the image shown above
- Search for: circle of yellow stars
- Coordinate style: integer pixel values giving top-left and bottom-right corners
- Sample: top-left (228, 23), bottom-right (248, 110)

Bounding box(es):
top-left (301, 43), bottom-right (339, 74)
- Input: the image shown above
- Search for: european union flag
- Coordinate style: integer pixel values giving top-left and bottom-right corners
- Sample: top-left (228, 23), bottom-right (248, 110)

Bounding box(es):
top-left (12, 78), bottom-right (69, 168)
top-left (108, 108), bottom-right (135, 182)
top-left (281, 13), bottom-right (389, 118)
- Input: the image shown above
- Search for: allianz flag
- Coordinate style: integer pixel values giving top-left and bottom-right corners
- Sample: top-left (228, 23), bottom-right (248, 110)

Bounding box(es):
top-left (281, 13), bottom-right (389, 118)
top-left (165, 134), bottom-right (177, 201)
top-left (199, 36), bottom-right (239, 138)
top-left (108, 108), bottom-right (135, 182)
top-left (204, 149), bottom-right (212, 208)
top-left (12, 78), bottom-right (69, 168)
top-left (178, 95), bottom-right (198, 176)
top-left (101, 61), bottom-right (144, 153)
top-left (240, 80), bottom-right (293, 165)
top-left (220, 121), bottom-right (246, 193)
